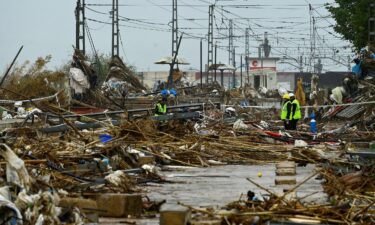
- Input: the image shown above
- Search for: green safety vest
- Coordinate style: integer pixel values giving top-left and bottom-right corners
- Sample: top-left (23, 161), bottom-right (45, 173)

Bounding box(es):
top-left (155, 103), bottom-right (167, 116)
top-left (291, 99), bottom-right (301, 120)
top-left (280, 101), bottom-right (290, 120)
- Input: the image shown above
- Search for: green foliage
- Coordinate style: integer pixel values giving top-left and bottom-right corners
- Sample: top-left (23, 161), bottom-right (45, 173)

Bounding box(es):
top-left (327, 0), bottom-right (372, 50)
top-left (88, 53), bottom-right (111, 85)
top-left (3, 55), bottom-right (67, 100)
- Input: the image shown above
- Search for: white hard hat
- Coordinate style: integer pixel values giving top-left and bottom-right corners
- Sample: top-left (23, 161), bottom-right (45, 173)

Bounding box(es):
top-left (289, 93), bottom-right (295, 97)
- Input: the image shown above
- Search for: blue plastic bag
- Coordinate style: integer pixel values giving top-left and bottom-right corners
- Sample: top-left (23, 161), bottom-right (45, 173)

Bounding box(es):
top-left (352, 62), bottom-right (362, 76)
top-left (161, 89), bottom-right (170, 96)
top-left (99, 134), bottom-right (113, 143)
top-left (169, 88), bottom-right (177, 96)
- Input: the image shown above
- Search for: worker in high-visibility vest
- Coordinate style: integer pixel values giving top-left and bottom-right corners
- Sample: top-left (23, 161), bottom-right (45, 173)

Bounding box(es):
top-left (154, 96), bottom-right (167, 116)
top-left (280, 93), bottom-right (292, 130)
top-left (289, 93), bottom-right (302, 130)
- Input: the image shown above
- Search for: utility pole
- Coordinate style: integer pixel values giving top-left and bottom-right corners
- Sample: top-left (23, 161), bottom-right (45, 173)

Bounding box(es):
top-left (259, 44), bottom-right (264, 87)
top-left (207, 4), bottom-right (214, 84)
top-left (309, 4), bottom-right (316, 73)
top-left (232, 47), bottom-right (236, 88)
top-left (369, 2), bottom-right (375, 44)
top-left (245, 28), bottom-right (250, 84)
top-left (200, 39), bottom-right (203, 88)
top-left (111, 0), bottom-right (119, 58)
top-left (214, 43), bottom-right (217, 82)
top-left (240, 55), bottom-right (243, 87)
top-left (228, 19), bottom-right (234, 66)
top-left (172, 0), bottom-right (178, 57)
top-left (75, 0), bottom-right (85, 54)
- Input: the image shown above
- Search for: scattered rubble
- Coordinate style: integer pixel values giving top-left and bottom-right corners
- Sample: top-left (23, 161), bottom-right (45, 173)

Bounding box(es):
top-left (0, 49), bottom-right (374, 224)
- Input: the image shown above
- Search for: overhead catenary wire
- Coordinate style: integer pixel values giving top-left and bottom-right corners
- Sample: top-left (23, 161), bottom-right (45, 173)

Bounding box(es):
top-left (82, 0), bottom-right (351, 72)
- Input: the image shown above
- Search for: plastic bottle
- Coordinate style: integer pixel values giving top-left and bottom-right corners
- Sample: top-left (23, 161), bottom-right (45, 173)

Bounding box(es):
top-left (310, 113), bottom-right (317, 133)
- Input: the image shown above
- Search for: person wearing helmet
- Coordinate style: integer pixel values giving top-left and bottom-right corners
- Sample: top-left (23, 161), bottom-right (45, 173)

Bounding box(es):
top-left (160, 89), bottom-right (170, 97)
top-left (154, 96), bottom-right (168, 116)
top-left (280, 93), bottom-right (292, 130)
top-left (169, 88), bottom-right (177, 97)
top-left (289, 93), bottom-right (301, 130)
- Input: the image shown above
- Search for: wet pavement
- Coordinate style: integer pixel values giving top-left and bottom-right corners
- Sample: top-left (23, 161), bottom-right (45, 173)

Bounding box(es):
top-left (100, 163), bottom-right (327, 225)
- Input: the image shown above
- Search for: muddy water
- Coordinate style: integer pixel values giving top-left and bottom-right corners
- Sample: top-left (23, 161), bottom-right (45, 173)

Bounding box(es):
top-left (99, 164), bottom-right (327, 225)
top-left (147, 164), bottom-right (276, 207)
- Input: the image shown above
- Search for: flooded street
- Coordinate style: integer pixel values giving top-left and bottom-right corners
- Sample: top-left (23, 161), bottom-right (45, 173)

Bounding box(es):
top-left (100, 163), bottom-right (327, 225)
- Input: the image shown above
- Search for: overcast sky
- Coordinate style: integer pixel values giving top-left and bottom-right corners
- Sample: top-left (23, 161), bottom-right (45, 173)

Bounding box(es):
top-left (0, 0), bottom-right (353, 74)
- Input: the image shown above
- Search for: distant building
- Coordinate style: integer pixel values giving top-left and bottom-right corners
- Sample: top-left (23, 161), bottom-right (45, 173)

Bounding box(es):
top-left (247, 57), bottom-right (280, 90)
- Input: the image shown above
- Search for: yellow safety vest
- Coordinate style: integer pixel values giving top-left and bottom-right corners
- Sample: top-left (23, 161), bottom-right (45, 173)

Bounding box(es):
top-left (280, 101), bottom-right (290, 120)
top-left (155, 103), bottom-right (167, 116)
top-left (291, 99), bottom-right (301, 120)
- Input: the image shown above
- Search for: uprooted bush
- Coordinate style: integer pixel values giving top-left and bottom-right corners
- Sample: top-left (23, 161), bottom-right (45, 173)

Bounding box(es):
top-left (1, 55), bottom-right (68, 101)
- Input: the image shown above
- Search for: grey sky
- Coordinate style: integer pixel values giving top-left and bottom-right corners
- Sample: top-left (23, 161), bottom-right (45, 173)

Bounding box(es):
top-left (1, 0), bottom-right (353, 73)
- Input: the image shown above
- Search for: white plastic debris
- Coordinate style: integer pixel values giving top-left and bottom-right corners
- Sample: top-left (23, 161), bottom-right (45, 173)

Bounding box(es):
top-left (15, 190), bottom-right (36, 211)
top-left (0, 193), bottom-right (22, 225)
top-left (17, 191), bottom-right (61, 224)
top-left (142, 164), bottom-right (161, 174)
top-left (69, 67), bottom-right (90, 94)
top-left (72, 207), bottom-right (85, 225)
top-left (105, 170), bottom-right (126, 187)
top-left (14, 101), bottom-right (22, 107)
top-left (260, 120), bottom-right (270, 129)
top-left (2, 111), bottom-right (12, 120)
top-left (225, 107), bottom-right (236, 112)
top-left (127, 148), bottom-right (141, 154)
top-left (0, 186), bottom-right (11, 201)
top-left (233, 119), bottom-right (249, 130)
top-left (194, 122), bottom-right (206, 132)
top-left (35, 214), bottom-right (45, 225)
top-left (207, 159), bottom-right (227, 165)
top-left (16, 107), bottom-right (26, 115)
top-left (0, 144), bottom-right (31, 189)
top-left (259, 86), bottom-right (268, 95)
top-left (294, 140), bottom-right (308, 147)
top-left (57, 189), bottom-right (69, 197)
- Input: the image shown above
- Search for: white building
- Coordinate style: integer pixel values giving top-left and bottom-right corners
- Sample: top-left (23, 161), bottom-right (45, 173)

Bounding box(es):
top-left (246, 57), bottom-right (280, 90)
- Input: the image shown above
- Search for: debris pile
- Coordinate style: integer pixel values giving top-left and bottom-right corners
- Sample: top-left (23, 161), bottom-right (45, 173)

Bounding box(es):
top-left (0, 107), bottom-right (296, 223)
top-left (1, 46), bottom-right (375, 224)
top-left (323, 77), bottom-right (375, 124)
top-left (102, 56), bottom-right (146, 100)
